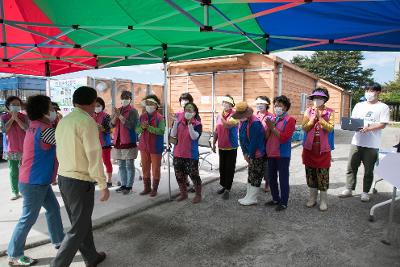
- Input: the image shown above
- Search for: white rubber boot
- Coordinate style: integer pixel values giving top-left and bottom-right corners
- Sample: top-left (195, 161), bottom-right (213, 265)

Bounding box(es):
top-left (238, 183), bottom-right (251, 204)
top-left (319, 191), bottom-right (328, 211)
top-left (306, 188), bottom-right (318, 208)
top-left (239, 185), bottom-right (259, 206)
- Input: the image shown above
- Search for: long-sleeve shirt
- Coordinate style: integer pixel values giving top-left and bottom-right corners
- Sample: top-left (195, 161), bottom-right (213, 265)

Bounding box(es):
top-left (55, 107), bottom-right (107, 190)
top-left (302, 107), bottom-right (334, 133)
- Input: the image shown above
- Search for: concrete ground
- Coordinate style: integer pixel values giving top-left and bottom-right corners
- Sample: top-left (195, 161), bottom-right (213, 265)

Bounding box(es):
top-left (1, 127), bottom-right (400, 266)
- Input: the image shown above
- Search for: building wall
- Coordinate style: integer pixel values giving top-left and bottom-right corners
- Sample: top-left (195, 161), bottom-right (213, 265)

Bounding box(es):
top-left (318, 79), bottom-right (351, 122)
top-left (168, 54), bottom-right (349, 132)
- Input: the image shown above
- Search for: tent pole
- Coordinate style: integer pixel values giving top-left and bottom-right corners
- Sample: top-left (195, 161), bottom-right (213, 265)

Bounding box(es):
top-left (162, 44), bottom-right (172, 201)
top-left (211, 72), bottom-right (215, 133)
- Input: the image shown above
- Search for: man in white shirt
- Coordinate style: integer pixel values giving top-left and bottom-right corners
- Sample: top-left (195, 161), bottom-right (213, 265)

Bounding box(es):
top-left (340, 83), bottom-right (390, 202)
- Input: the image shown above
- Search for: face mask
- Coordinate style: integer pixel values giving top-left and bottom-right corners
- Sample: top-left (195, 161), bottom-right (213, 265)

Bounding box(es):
top-left (223, 103), bottom-right (232, 111)
top-left (145, 106), bottom-right (156, 114)
top-left (365, 92), bottom-right (376, 102)
top-left (121, 99), bottom-right (131, 107)
top-left (256, 104), bottom-right (266, 112)
top-left (184, 112), bottom-right (194, 120)
top-left (180, 100), bottom-right (189, 108)
top-left (47, 111), bottom-right (57, 122)
top-left (313, 99), bottom-right (325, 107)
top-left (9, 105), bottom-right (21, 113)
top-left (274, 107), bottom-right (284, 116)
top-left (95, 107), bottom-right (102, 113)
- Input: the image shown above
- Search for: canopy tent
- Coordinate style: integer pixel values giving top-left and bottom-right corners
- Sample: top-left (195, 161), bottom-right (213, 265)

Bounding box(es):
top-left (0, 0), bottom-right (399, 76)
top-left (1, 0), bottom-right (399, 198)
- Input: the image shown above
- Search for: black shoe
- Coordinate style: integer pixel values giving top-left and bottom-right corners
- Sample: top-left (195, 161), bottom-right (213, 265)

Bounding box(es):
top-left (222, 190), bottom-right (230, 200)
top-left (217, 187), bottom-right (225, 194)
top-left (116, 186), bottom-right (126, 193)
top-left (188, 187), bottom-right (196, 193)
top-left (86, 252), bottom-right (106, 267)
top-left (265, 200), bottom-right (279, 206)
top-left (275, 204), bottom-right (287, 211)
top-left (107, 182), bottom-right (112, 188)
top-left (123, 187), bottom-right (132, 195)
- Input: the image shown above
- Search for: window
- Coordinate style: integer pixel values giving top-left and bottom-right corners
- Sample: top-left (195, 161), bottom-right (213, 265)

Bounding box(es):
top-left (300, 93), bottom-right (308, 114)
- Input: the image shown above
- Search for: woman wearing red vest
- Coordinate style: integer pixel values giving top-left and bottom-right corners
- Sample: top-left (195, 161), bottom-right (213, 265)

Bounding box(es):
top-left (111, 91), bottom-right (139, 195)
top-left (170, 102), bottom-right (203, 203)
top-left (1, 96), bottom-right (29, 200)
top-left (265, 95), bottom-right (296, 211)
top-left (212, 95), bottom-right (239, 200)
top-left (254, 96), bottom-right (273, 193)
top-left (302, 88), bottom-right (335, 211)
top-left (93, 97), bottom-right (113, 188)
top-left (137, 95), bottom-right (165, 197)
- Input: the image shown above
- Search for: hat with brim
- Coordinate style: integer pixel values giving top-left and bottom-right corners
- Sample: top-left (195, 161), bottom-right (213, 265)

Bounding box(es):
top-left (221, 96), bottom-right (235, 107)
top-left (308, 91), bottom-right (328, 100)
top-left (232, 102), bottom-right (253, 120)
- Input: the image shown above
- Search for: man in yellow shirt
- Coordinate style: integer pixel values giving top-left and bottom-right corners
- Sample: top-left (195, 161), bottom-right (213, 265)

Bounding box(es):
top-left (51, 86), bottom-right (110, 267)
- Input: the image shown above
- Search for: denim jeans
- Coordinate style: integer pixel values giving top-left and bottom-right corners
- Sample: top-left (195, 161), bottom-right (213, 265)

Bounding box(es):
top-left (7, 183), bottom-right (65, 258)
top-left (118, 159), bottom-right (135, 188)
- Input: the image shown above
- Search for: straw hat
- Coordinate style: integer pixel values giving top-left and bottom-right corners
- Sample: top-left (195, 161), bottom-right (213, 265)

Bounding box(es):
top-left (232, 101), bottom-right (253, 120)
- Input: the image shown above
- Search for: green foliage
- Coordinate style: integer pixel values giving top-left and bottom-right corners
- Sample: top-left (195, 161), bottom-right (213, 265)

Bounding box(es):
top-left (380, 73), bottom-right (400, 104)
top-left (291, 51), bottom-right (374, 93)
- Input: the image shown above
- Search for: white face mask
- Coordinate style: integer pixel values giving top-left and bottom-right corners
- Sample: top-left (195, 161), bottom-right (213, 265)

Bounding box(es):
top-left (313, 99), bottom-right (325, 107)
top-left (184, 112), bottom-right (194, 120)
top-left (145, 106), bottom-right (156, 114)
top-left (223, 103), bottom-right (232, 111)
top-left (121, 99), bottom-right (131, 107)
top-left (9, 105), bottom-right (21, 113)
top-left (256, 104), bottom-right (266, 112)
top-left (95, 107), bottom-right (102, 113)
top-left (274, 107), bottom-right (284, 116)
top-left (180, 100), bottom-right (189, 108)
top-left (365, 92), bottom-right (376, 102)
top-left (47, 111), bottom-right (57, 122)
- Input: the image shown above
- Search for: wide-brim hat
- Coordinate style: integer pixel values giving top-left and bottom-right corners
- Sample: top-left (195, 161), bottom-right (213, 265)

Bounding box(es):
top-left (308, 91), bottom-right (328, 100)
top-left (232, 102), bottom-right (253, 120)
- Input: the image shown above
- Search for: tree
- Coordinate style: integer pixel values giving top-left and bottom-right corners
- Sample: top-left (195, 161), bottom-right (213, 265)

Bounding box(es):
top-left (381, 73), bottom-right (400, 104)
top-left (291, 51), bottom-right (375, 93)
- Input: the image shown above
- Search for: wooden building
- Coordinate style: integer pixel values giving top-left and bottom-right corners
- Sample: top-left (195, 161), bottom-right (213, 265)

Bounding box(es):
top-left (167, 53), bottom-right (351, 131)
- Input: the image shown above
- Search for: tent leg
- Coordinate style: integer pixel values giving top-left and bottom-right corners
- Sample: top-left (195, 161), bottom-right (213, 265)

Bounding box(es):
top-left (163, 59), bottom-right (172, 201)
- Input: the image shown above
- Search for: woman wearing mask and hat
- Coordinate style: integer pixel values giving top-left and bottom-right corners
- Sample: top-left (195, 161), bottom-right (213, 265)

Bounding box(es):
top-left (93, 97), bottom-right (113, 188)
top-left (170, 102), bottom-right (203, 203)
top-left (212, 95), bottom-right (239, 200)
top-left (232, 102), bottom-right (266, 206)
top-left (265, 95), bottom-right (296, 211)
top-left (302, 88), bottom-right (334, 211)
top-left (254, 96), bottom-right (273, 193)
top-left (1, 96), bottom-right (29, 200)
top-left (137, 95), bottom-right (165, 197)
top-left (111, 90), bottom-right (139, 195)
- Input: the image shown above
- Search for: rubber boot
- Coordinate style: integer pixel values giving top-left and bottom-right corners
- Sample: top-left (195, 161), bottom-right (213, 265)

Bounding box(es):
top-left (140, 178), bottom-right (151, 195)
top-left (176, 182), bottom-right (188, 201)
top-left (319, 191), bottom-right (328, 211)
top-left (306, 188), bottom-right (318, 208)
top-left (239, 185), bottom-right (259, 206)
top-left (192, 184), bottom-right (202, 204)
top-left (238, 183), bottom-right (251, 204)
top-left (149, 179), bottom-right (160, 197)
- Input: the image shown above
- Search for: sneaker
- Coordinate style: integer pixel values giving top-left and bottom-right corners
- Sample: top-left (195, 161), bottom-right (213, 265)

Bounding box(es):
top-left (217, 187), bottom-right (225, 194)
top-left (8, 255), bottom-right (38, 266)
top-left (122, 188), bottom-right (132, 195)
top-left (222, 190), bottom-right (230, 200)
top-left (360, 192), bottom-right (370, 202)
top-left (339, 189), bottom-right (353, 198)
top-left (116, 186), bottom-right (126, 193)
top-left (275, 204), bottom-right (287, 211)
top-left (10, 194), bottom-right (21, 201)
top-left (264, 200), bottom-right (278, 206)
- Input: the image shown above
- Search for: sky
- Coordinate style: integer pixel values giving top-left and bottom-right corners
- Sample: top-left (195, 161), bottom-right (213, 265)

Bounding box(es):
top-left (56, 51), bottom-right (400, 85)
